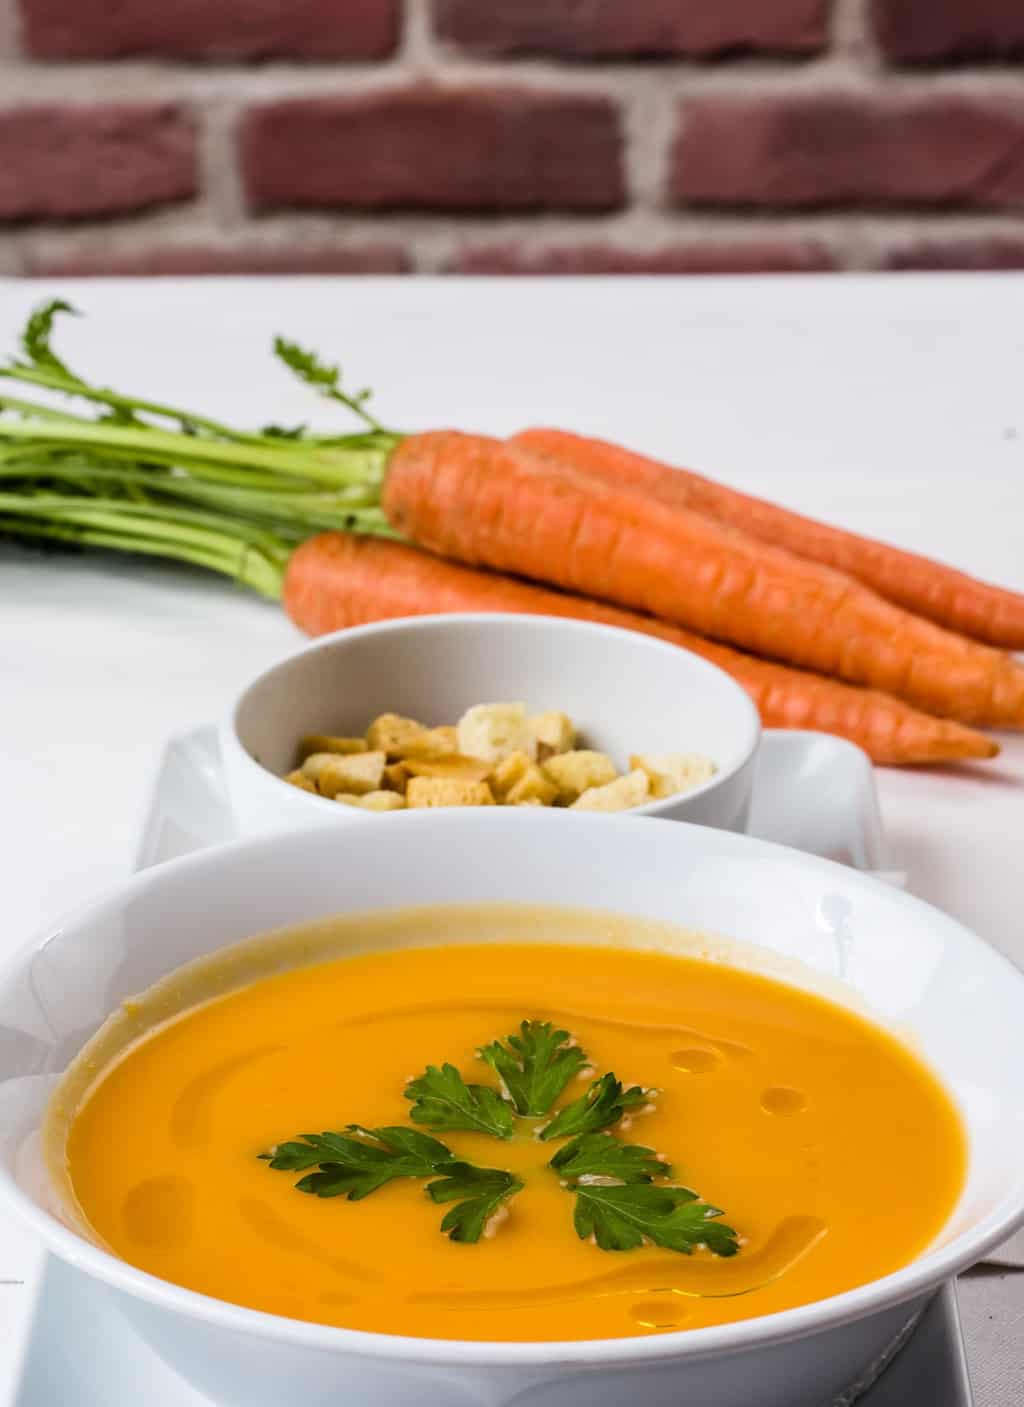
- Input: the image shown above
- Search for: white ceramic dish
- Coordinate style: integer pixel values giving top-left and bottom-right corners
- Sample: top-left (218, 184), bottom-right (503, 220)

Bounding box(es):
top-left (220, 614), bottom-right (762, 836)
top-left (11, 1261), bottom-right (973, 1407)
top-left (139, 723), bottom-right (887, 874)
top-left (0, 810), bottom-right (1019, 1407)
top-left (4, 722), bottom-right (912, 1407)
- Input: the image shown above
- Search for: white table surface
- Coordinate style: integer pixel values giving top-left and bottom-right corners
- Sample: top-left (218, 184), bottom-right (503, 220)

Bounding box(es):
top-left (1, 274), bottom-right (1022, 1404)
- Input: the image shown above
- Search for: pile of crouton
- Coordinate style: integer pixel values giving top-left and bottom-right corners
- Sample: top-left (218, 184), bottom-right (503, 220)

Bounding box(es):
top-left (284, 704), bottom-right (715, 814)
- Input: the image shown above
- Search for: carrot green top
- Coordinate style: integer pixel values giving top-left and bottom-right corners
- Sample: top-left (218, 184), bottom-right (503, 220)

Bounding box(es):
top-left (0, 300), bottom-right (402, 596)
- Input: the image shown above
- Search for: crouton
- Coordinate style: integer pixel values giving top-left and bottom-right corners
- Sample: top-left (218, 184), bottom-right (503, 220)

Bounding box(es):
top-left (404, 754), bottom-right (494, 783)
top-left (284, 768), bottom-right (318, 794)
top-left (505, 762), bottom-right (559, 807)
top-left (365, 713), bottom-right (427, 758)
top-left (489, 750), bottom-right (533, 800)
top-left (302, 750), bottom-right (386, 797)
top-left (382, 761), bottom-right (411, 794)
top-left (406, 777), bottom-right (495, 808)
top-left (541, 750), bottom-right (618, 804)
top-left (289, 700), bottom-right (716, 816)
top-left (571, 769), bottom-right (650, 812)
top-left (528, 711), bottom-right (576, 761)
top-left (630, 752), bottom-right (717, 799)
top-left (298, 734), bottom-right (368, 760)
top-left (335, 790), bottom-right (406, 812)
top-left (401, 726), bottom-right (463, 761)
top-left (456, 703), bottom-right (536, 764)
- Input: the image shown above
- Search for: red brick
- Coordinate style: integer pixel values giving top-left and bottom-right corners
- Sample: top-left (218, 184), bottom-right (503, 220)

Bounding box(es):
top-left (871, 0), bottom-right (1024, 64)
top-left (452, 240), bottom-right (837, 274)
top-left (0, 105), bottom-right (196, 221)
top-left (883, 237), bottom-right (1024, 270)
top-left (241, 88), bottom-right (624, 213)
top-left (434, 0), bottom-right (827, 58)
top-left (26, 244), bottom-right (410, 277)
top-left (672, 95), bottom-right (1024, 209)
top-left (19, 0), bottom-right (399, 61)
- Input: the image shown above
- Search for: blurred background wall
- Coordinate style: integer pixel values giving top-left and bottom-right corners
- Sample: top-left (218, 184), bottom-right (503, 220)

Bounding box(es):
top-left (1, 0), bottom-right (1024, 278)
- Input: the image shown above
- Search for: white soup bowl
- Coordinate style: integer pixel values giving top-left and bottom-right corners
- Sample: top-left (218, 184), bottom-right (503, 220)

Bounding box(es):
top-left (0, 811), bottom-right (1023, 1406)
top-left (219, 613), bottom-right (762, 836)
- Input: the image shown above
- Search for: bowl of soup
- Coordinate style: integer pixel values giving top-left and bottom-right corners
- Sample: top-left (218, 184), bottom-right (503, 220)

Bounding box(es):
top-left (1, 810), bottom-right (1022, 1407)
top-left (219, 613), bottom-right (762, 835)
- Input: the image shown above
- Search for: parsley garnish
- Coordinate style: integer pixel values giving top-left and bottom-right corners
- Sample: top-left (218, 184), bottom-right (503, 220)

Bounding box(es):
top-left (572, 1184), bottom-right (738, 1256)
top-left (405, 1062), bottom-right (514, 1139)
top-left (540, 1072), bottom-right (652, 1142)
top-left (479, 1020), bottom-right (588, 1116)
top-left (260, 1125), bottom-right (453, 1199)
top-left (262, 1019), bottom-right (739, 1258)
top-left (549, 1132), bottom-right (670, 1184)
top-left (260, 1125), bottom-right (523, 1241)
top-left (426, 1164), bottom-right (524, 1244)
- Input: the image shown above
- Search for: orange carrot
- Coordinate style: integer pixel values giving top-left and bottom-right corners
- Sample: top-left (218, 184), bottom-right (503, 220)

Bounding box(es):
top-left (284, 533), bottom-right (999, 766)
top-left (381, 430), bottom-right (1024, 728)
top-left (513, 427), bottom-right (1024, 651)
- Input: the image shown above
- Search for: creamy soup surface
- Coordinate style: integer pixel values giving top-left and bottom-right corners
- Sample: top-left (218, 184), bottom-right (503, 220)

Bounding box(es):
top-left (55, 912), bottom-right (966, 1342)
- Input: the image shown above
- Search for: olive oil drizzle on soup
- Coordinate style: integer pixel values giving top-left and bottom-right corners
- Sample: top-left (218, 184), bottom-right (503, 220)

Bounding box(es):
top-left (60, 939), bottom-right (965, 1342)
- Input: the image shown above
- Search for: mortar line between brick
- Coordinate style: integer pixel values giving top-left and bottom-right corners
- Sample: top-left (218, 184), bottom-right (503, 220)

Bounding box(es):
top-left (199, 99), bottom-right (247, 231)
top-left (0, 0), bottom-right (20, 61)
top-left (7, 54), bottom-right (1024, 106)
top-left (400, 0), bottom-right (442, 74)
top-left (621, 71), bottom-right (678, 214)
top-left (832, 0), bottom-right (882, 71)
top-left (4, 61), bottom-right (1024, 114)
top-left (11, 208), bottom-right (1024, 263)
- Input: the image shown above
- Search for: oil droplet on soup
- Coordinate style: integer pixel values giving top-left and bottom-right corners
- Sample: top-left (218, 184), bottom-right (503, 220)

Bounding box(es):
top-left (670, 1047), bottom-right (720, 1075)
top-left (761, 1087), bottom-right (808, 1117)
top-left (60, 939), bottom-right (966, 1343)
top-left (121, 1176), bottom-right (195, 1249)
top-left (630, 1300), bottom-right (688, 1331)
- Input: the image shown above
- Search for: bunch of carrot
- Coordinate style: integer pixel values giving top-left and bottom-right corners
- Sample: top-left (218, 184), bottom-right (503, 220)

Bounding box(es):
top-left (4, 302), bottom-right (1024, 768)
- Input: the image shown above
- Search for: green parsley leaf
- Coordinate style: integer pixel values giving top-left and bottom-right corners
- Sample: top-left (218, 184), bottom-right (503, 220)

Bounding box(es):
top-left (540, 1072), bottom-right (652, 1142)
top-left (426, 1163), bottom-right (524, 1244)
top-left (573, 1183), bottom-right (739, 1256)
top-left (261, 1124), bottom-right (454, 1200)
top-left (405, 1062), bottom-right (514, 1139)
top-left (549, 1132), bottom-right (670, 1184)
top-left (479, 1020), bottom-right (589, 1117)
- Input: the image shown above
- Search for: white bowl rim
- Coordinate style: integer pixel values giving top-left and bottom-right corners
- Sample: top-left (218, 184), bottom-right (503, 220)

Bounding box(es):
top-left (2, 809), bottom-right (1023, 1370)
top-left (222, 612), bottom-right (763, 820)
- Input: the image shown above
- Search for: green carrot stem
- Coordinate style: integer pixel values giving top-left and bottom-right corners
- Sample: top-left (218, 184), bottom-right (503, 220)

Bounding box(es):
top-left (0, 494), bottom-right (290, 557)
top-left (2, 516), bottom-right (286, 598)
top-left (0, 466), bottom-right (391, 545)
top-left (18, 444), bottom-right (342, 493)
top-left (0, 393), bottom-right (94, 424)
top-left (0, 459), bottom-right (384, 507)
top-left (0, 364), bottom-right (282, 446)
top-left (0, 418), bottom-right (399, 488)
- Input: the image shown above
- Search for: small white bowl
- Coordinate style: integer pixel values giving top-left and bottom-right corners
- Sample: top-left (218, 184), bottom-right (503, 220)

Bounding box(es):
top-left (219, 613), bottom-right (762, 836)
top-left (1, 811), bottom-right (1023, 1407)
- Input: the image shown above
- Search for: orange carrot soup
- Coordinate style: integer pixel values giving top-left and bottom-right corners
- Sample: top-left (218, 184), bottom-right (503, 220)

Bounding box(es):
top-left (51, 906), bottom-right (966, 1342)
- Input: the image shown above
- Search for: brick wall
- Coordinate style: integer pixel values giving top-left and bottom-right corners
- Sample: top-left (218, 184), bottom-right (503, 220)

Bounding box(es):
top-left (2, 0), bottom-right (1024, 277)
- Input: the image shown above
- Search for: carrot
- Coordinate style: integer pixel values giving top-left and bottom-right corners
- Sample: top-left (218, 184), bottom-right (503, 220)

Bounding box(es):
top-left (513, 427), bottom-right (1024, 652)
top-left (381, 430), bottom-right (1024, 728)
top-left (284, 533), bottom-right (999, 766)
